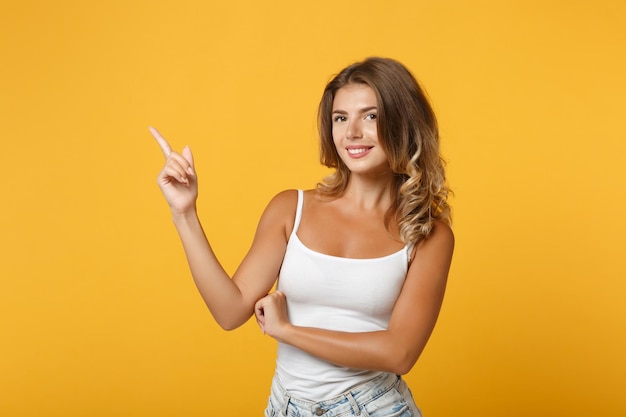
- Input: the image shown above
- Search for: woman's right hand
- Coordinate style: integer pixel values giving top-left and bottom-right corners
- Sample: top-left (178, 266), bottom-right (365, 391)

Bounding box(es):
top-left (150, 126), bottom-right (198, 215)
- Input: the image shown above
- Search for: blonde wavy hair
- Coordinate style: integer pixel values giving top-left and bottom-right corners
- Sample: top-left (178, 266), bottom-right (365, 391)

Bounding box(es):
top-left (317, 57), bottom-right (451, 244)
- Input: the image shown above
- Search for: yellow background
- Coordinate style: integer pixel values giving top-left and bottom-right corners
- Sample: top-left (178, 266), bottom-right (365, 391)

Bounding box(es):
top-left (1, 1), bottom-right (625, 416)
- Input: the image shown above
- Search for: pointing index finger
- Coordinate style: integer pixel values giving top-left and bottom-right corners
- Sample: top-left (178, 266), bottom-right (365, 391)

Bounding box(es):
top-left (149, 126), bottom-right (172, 158)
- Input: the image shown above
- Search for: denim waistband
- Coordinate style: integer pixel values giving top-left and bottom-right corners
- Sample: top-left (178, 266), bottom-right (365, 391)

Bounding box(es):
top-left (271, 372), bottom-right (401, 416)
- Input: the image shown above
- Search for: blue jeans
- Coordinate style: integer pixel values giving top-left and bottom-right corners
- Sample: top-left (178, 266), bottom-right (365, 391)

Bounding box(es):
top-left (265, 372), bottom-right (422, 417)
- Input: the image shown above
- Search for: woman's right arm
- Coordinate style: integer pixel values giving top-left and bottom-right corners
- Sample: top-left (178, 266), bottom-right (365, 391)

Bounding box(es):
top-left (151, 127), bottom-right (291, 330)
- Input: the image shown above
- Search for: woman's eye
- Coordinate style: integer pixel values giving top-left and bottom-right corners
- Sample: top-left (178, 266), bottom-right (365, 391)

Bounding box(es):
top-left (333, 115), bottom-right (347, 122)
top-left (365, 113), bottom-right (377, 120)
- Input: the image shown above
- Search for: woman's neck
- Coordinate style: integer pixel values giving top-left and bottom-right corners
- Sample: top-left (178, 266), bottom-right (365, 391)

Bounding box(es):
top-left (341, 171), bottom-right (395, 211)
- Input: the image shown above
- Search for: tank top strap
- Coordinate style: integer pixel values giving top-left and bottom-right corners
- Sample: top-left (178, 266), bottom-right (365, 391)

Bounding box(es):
top-left (406, 241), bottom-right (417, 265)
top-left (291, 189), bottom-right (304, 237)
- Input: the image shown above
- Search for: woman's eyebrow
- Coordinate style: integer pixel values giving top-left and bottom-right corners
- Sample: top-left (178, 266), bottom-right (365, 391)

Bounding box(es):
top-left (331, 106), bottom-right (378, 114)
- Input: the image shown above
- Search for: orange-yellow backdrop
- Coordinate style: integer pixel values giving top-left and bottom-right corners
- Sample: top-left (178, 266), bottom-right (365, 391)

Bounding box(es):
top-left (1, 1), bottom-right (625, 416)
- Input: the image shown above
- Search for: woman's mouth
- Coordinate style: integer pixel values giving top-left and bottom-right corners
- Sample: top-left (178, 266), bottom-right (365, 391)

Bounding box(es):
top-left (346, 146), bottom-right (373, 158)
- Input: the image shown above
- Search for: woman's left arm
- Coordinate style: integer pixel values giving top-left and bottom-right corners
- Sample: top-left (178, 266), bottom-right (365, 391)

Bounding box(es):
top-left (255, 220), bottom-right (455, 375)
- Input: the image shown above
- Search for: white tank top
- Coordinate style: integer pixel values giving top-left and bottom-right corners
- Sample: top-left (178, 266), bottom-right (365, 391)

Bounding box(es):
top-left (275, 189), bottom-right (412, 401)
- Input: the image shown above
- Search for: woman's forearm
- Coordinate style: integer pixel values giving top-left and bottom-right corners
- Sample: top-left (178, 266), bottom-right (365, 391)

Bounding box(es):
top-left (276, 325), bottom-right (430, 375)
top-left (172, 209), bottom-right (251, 330)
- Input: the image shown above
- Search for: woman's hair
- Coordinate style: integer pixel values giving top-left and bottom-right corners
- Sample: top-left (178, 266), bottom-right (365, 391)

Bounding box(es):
top-left (317, 57), bottom-right (451, 244)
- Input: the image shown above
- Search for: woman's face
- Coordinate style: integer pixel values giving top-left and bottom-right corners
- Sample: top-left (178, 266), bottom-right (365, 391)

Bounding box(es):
top-left (331, 83), bottom-right (390, 177)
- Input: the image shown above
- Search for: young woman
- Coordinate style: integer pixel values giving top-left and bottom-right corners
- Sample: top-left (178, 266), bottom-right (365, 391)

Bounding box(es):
top-left (152, 57), bottom-right (454, 417)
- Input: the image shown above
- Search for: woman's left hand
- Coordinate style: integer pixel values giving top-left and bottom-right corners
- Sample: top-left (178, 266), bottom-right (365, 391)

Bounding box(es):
top-left (254, 291), bottom-right (290, 341)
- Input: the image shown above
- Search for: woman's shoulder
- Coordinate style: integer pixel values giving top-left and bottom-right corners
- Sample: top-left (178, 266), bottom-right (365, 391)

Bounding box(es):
top-left (263, 189), bottom-right (317, 221)
top-left (430, 219), bottom-right (454, 240)
top-left (267, 188), bottom-right (319, 207)
top-left (265, 189), bottom-right (299, 213)
top-left (262, 189), bottom-right (313, 238)
top-left (262, 188), bottom-right (333, 228)
top-left (414, 219), bottom-right (455, 258)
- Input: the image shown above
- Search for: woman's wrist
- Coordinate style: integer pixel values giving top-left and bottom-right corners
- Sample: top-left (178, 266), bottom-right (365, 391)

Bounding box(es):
top-left (171, 207), bottom-right (199, 224)
top-left (273, 321), bottom-right (297, 345)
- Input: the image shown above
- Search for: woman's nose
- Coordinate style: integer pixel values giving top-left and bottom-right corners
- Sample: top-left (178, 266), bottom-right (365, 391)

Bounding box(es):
top-left (346, 119), bottom-right (363, 139)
